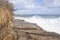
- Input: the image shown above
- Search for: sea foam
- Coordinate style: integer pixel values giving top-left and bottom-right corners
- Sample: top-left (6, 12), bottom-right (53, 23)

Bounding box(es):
top-left (15, 15), bottom-right (60, 34)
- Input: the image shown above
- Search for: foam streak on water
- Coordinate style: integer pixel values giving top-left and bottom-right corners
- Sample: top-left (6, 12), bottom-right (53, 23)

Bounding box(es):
top-left (15, 16), bottom-right (60, 34)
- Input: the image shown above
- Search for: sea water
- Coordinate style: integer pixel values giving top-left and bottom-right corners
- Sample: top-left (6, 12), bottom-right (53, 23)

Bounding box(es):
top-left (14, 14), bottom-right (60, 34)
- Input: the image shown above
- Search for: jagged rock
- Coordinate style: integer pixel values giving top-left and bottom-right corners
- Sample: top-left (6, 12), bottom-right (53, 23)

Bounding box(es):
top-left (14, 19), bottom-right (60, 40)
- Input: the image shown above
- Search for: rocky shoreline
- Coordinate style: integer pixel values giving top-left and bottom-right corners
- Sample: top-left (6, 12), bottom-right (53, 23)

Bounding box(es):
top-left (14, 19), bottom-right (60, 40)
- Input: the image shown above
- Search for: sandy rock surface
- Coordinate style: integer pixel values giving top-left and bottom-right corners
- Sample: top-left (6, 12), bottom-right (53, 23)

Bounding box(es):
top-left (14, 19), bottom-right (60, 40)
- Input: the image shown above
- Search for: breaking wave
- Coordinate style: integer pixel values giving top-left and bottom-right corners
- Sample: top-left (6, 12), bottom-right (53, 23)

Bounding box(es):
top-left (15, 15), bottom-right (60, 34)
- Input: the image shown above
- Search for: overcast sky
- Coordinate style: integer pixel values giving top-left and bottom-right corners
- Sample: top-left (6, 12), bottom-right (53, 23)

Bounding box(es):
top-left (10, 0), bottom-right (60, 15)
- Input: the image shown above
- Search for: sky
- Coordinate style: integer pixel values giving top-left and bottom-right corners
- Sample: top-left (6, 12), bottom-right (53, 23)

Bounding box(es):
top-left (10, 0), bottom-right (60, 15)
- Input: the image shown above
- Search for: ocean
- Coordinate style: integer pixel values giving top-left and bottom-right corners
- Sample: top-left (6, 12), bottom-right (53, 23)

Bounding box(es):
top-left (14, 14), bottom-right (60, 34)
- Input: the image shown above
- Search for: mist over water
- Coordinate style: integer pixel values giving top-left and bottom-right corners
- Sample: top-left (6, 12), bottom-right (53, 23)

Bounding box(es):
top-left (15, 15), bottom-right (60, 34)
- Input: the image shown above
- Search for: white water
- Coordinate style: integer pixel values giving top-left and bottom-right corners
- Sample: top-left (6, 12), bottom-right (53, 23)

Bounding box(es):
top-left (15, 16), bottom-right (60, 34)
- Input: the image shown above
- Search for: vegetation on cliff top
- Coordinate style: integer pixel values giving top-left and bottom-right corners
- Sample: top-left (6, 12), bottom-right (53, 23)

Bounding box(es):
top-left (0, 0), bottom-right (15, 40)
top-left (0, 0), bottom-right (14, 11)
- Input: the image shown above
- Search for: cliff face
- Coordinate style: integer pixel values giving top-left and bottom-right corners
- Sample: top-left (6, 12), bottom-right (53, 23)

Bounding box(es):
top-left (14, 19), bottom-right (60, 40)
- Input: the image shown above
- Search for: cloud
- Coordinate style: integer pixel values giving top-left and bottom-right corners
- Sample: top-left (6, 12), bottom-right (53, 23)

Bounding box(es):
top-left (11, 0), bottom-right (35, 9)
top-left (43, 0), bottom-right (60, 7)
top-left (52, 0), bottom-right (60, 7)
top-left (10, 0), bottom-right (60, 14)
top-left (9, 0), bottom-right (16, 4)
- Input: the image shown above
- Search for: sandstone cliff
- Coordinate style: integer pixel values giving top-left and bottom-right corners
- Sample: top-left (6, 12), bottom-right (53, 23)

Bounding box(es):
top-left (13, 19), bottom-right (60, 40)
